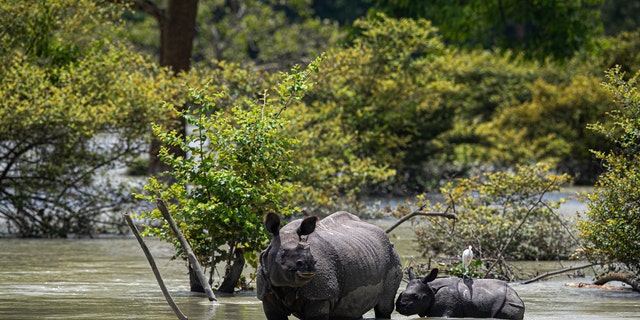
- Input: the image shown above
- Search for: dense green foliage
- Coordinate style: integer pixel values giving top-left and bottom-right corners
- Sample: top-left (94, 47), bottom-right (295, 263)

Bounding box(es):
top-left (301, 14), bottom-right (452, 193)
top-left (403, 163), bottom-right (575, 280)
top-left (372, 0), bottom-right (604, 61)
top-left (0, 0), bottom-right (177, 236)
top-left (301, 14), bottom-right (619, 191)
top-left (134, 59), bottom-right (308, 289)
top-left (579, 67), bottom-right (640, 275)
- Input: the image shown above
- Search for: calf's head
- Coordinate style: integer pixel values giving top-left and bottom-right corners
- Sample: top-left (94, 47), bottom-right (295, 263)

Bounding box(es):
top-left (395, 268), bottom-right (439, 316)
top-left (262, 212), bottom-right (318, 287)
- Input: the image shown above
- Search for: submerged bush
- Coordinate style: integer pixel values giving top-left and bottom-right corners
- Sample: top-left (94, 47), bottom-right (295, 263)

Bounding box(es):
top-left (403, 163), bottom-right (576, 280)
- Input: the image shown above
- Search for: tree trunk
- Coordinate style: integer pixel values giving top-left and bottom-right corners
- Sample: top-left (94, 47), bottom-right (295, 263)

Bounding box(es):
top-left (593, 271), bottom-right (640, 292)
top-left (218, 248), bottom-right (246, 293)
top-left (107, 0), bottom-right (198, 173)
top-left (189, 264), bottom-right (205, 293)
top-left (149, 0), bottom-right (198, 174)
top-left (190, 247), bottom-right (246, 294)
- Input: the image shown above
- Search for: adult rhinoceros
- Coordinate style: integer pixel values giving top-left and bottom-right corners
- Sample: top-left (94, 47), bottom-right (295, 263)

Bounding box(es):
top-left (257, 211), bottom-right (403, 320)
top-left (395, 268), bottom-right (525, 320)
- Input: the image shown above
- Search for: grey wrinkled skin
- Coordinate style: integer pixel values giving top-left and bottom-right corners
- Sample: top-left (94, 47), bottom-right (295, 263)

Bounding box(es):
top-left (257, 211), bottom-right (403, 320)
top-left (395, 268), bottom-right (525, 320)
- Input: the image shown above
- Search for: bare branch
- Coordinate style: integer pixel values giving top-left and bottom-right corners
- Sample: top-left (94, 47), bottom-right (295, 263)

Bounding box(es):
top-left (385, 208), bottom-right (457, 234)
top-left (123, 213), bottom-right (188, 320)
top-left (484, 178), bottom-right (557, 277)
top-left (156, 199), bottom-right (217, 301)
top-left (521, 264), bottom-right (594, 284)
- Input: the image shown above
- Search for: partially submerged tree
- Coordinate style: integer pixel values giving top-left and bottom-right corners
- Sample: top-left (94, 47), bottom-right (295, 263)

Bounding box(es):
top-left (136, 60), bottom-right (322, 293)
top-left (578, 67), bottom-right (640, 291)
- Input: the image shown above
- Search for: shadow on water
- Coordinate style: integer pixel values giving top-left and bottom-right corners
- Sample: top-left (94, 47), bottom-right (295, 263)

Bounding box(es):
top-left (1, 198), bottom-right (638, 320)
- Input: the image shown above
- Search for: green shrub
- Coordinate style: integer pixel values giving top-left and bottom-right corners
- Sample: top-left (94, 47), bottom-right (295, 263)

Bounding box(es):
top-left (579, 67), bottom-right (640, 274)
top-left (404, 163), bottom-right (575, 280)
top-left (0, 0), bottom-right (173, 237)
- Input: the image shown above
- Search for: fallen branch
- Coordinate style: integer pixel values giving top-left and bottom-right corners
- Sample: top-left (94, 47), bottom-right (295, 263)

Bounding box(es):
top-left (565, 282), bottom-right (625, 290)
top-left (157, 199), bottom-right (217, 301)
top-left (593, 271), bottom-right (640, 292)
top-left (123, 213), bottom-right (188, 320)
top-left (385, 209), bottom-right (457, 234)
top-left (521, 264), bottom-right (594, 284)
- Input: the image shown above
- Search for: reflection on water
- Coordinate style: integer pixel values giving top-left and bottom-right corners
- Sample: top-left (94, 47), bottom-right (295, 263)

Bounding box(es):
top-left (1, 221), bottom-right (638, 319)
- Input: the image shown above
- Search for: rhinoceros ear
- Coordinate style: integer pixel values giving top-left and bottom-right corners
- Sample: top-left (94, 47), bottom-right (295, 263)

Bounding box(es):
top-left (264, 212), bottom-right (281, 236)
top-left (297, 215), bottom-right (318, 237)
top-left (408, 267), bottom-right (416, 280)
top-left (422, 268), bottom-right (438, 284)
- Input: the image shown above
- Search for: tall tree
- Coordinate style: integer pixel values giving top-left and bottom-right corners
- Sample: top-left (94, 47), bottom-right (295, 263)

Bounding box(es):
top-left (110, 0), bottom-right (198, 173)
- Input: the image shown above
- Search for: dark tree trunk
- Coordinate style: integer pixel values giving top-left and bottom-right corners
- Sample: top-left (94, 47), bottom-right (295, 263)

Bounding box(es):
top-left (189, 248), bottom-right (246, 293)
top-left (149, 0), bottom-right (198, 174)
top-left (189, 264), bottom-right (205, 293)
top-left (109, 0), bottom-right (198, 174)
top-left (113, 0), bottom-right (206, 293)
top-left (217, 248), bottom-right (246, 293)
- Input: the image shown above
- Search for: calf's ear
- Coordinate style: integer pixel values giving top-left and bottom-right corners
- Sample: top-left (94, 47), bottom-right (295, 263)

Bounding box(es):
top-left (297, 216), bottom-right (318, 237)
top-left (422, 268), bottom-right (439, 284)
top-left (264, 212), bottom-right (281, 236)
top-left (408, 267), bottom-right (416, 280)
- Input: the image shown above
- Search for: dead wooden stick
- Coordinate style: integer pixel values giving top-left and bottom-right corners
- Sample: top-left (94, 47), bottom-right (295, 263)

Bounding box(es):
top-left (521, 263), bottom-right (594, 284)
top-left (123, 213), bottom-right (188, 320)
top-left (385, 210), bottom-right (457, 234)
top-left (156, 199), bottom-right (217, 301)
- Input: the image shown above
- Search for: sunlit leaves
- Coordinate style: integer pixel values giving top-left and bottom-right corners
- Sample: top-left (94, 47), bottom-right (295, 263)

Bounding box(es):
top-left (579, 67), bottom-right (640, 271)
top-left (135, 62), bottom-right (322, 286)
top-left (0, 0), bottom-right (173, 236)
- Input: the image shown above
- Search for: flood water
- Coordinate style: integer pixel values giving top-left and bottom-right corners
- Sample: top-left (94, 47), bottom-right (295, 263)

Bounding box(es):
top-left (1, 195), bottom-right (638, 320)
top-left (1, 236), bottom-right (638, 319)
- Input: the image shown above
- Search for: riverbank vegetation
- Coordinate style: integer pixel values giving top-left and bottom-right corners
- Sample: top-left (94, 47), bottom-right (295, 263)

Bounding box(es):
top-left (1, 0), bottom-right (639, 292)
top-left (577, 68), bottom-right (640, 291)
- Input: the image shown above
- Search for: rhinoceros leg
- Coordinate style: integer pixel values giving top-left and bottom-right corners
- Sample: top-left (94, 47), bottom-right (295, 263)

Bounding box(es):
top-left (301, 300), bottom-right (331, 320)
top-left (494, 287), bottom-right (525, 320)
top-left (374, 267), bottom-right (402, 319)
top-left (261, 296), bottom-right (290, 320)
top-left (373, 291), bottom-right (395, 319)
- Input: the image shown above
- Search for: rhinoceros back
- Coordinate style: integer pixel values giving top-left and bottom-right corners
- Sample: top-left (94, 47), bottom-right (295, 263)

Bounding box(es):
top-left (298, 211), bottom-right (402, 317)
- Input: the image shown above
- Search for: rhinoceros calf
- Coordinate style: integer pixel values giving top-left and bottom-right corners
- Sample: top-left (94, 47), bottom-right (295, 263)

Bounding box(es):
top-left (257, 211), bottom-right (403, 320)
top-left (395, 268), bottom-right (525, 320)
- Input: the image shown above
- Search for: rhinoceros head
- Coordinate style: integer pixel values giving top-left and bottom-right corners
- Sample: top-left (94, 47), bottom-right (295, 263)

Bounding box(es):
top-left (262, 212), bottom-right (318, 287)
top-left (395, 267), bottom-right (439, 316)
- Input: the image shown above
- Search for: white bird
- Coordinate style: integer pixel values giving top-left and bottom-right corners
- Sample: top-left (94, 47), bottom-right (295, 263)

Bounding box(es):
top-left (462, 245), bottom-right (473, 270)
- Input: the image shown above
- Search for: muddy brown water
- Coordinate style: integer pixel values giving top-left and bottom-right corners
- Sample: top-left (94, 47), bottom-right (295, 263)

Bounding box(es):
top-left (1, 236), bottom-right (638, 319)
top-left (1, 194), bottom-right (638, 319)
